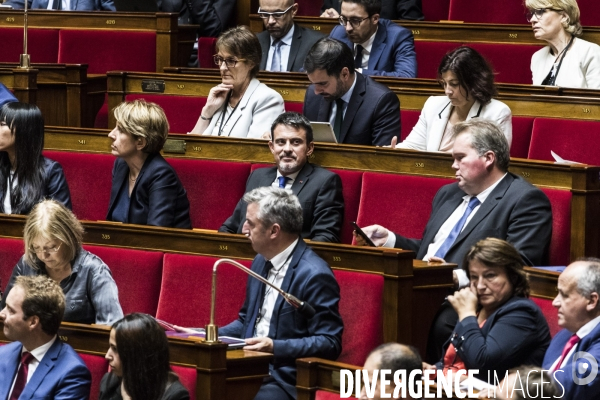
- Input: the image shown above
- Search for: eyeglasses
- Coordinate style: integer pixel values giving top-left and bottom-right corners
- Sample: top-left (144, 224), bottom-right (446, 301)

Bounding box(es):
top-left (258, 4), bottom-right (294, 20)
top-left (30, 243), bottom-right (62, 254)
top-left (339, 15), bottom-right (370, 28)
top-left (213, 55), bottom-right (246, 68)
top-left (526, 8), bottom-right (562, 22)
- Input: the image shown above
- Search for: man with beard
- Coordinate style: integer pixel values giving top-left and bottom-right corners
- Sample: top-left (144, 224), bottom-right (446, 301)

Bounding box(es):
top-left (256, 0), bottom-right (324, 72)
top-left (219, 112), bottom-right (344, 242)
top-left (302, 37), bottom-right (400, 145)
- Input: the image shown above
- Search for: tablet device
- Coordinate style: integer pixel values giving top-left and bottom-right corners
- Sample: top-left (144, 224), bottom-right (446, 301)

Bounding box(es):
top-left (113, 0), bottom-right (157, 12)
top-left (310, 122), bottom-right (338, 143)
top-left (351, 221), bottom-right (377, 247)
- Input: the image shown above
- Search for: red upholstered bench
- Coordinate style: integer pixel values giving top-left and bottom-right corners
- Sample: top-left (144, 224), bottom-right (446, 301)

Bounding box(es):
top-left (58, 30), bottom-right (157, 74)
top-left (0, 28), bottom-right (59, 63)
top-left (414, 41), bottom-right (458, 79)
top-left (329, 169), bottom-right (363, 244)
top-left (531, 296), bottom-right (560, 337)
top-left (43, 151), bottom-right (114, 221)
top-left (83, 245), bottom-right (164, 316)
top-left (0, 238), bottom-right (24, 294)
top-left (285, 102), bottom-right (304, 114)
top-left (166, 158), bottom-right (251, 229)
top-left (356, 172), bottom-right (453, 241)
top-left (170, 365), bottom-right (196, 399)
top-left (510, 116), bottom-right (534, 159)
top-left (297, 0), bottom-right (323, 16)
top-left (124, 94), bottom-right (208, 134)
top-left (540, 189), bottom-right (571, 266)
top-left (78, 353), bottom-right (108, 400)
top-left (156, 254), bottom-right (251, 327)
top-left (400, 109), bottom-right (421, 141)
top-left (577, 0), bottom-right (600, 27)
top-left (528, 117), bottom-right (600, 165)
top-left (423, 0), bottom-right (451, 21)
top-left (448, 0), bottom-right (526, 24)
top-left (334, 270), bottom-right (383, 366)
top-left (197, 37), bottom-right (218, 69)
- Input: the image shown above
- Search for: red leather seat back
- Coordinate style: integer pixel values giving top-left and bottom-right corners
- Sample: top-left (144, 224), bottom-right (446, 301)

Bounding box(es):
top-left (157, 254), bottom-right (251, 327)
top-left (43, 151), bottom-right (114, 221)
top-left (449, 0), bottom-right (526, 24)
top-left (83, 245), bottom-right (164, 316)
top-left (166, 158), bottom-right (251, 229)
top-left (171, 365), bottom-right (196, 398)
top-left (578, 0), bottom-right (600, 27)
top-left (510, 116), bottom-right (534, 159)
top-left (285, 102), bottom-right (304, 113)
top-left (0, 238), bottom-right (24, 294)
top-left (540, 188), bottom-right (572, 266)
top-left (423, 0), bottom-right (451, 21)
top-left (468, 43), bottom-right (541, 84)
top-left (531, 297), bottom-right (560, 337)
top-left (400, 109), bottom-right (421, 141)
top-left (296, 0), bottom-right (323, 16)
top-left (413, 41), bottom-right (458, 79)
top-left (78, 353), bottom-right (109, 400)
top-left (334, 270), bottom-right (383, 366)
top-left (197, 37), bottom-right (218, 69)
top-left (329, 169), bottom-right (363, 244)
top-left (0, 28), bottom-right (59, 63)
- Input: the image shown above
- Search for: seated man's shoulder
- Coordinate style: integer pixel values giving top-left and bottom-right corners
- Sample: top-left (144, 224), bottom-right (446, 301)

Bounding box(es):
top-left (298, 25), bottom-right (325, 41)
top-left (379, 18), bottom-right (412, 37)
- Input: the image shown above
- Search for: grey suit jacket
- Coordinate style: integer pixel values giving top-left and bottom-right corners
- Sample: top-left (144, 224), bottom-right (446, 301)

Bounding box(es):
top-left (394, 173), bottom-right (552, 266)
top-left (258, 24), bottom-right (325, 72)
top-left (218, 163), bottom-right (344, 243)
top-left (5, 0), bottom-right (115, 10)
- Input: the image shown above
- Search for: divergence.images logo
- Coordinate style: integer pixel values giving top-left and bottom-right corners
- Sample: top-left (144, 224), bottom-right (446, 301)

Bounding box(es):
top-left (572, 351), bottom-right (598, 386)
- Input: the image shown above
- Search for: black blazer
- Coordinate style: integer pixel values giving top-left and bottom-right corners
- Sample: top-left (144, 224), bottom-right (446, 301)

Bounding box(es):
top-left (0, 156), bottom-right (72, 214)
top-left (303, 72), bottom-right (401, 146)
top-left (258, 23), bottom-right (325, 72)
top-left (218, 163), bottom-right (344, 242)
top-left (106, 154), bottom-right (191, 229)
top-left (394, 173), bottom-right (552, 266)
top-left (436, 296), bottom-right (551, 381)
top-left (99, 372), bottom-right (190, 400)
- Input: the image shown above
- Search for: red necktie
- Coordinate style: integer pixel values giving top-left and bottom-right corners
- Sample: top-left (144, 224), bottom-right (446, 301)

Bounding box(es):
top-left (10, 352), bottom-right (34, 400)
top-left (553, 334), bottom-right (581, 371)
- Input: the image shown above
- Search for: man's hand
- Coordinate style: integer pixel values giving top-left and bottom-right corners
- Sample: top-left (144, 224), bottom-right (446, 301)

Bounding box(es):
top-left (353, 224), bottom-right (389, 247)
top-left (390, 135), bottom-right (398, 148)
top-left (244, 336), bottom-right (274, 353)
top-left (320, 8), bottom-right (339, 18)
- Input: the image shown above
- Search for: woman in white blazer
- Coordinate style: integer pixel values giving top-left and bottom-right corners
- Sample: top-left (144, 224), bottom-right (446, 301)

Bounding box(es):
top-left (395, 47), bottom-right (512, 152)
top-left (189, 26), bottom-right (284, 138)
top-left (526, 0), bottom-right (600, 89)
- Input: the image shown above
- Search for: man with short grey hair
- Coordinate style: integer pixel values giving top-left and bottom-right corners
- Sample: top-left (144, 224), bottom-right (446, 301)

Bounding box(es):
top-left (542, 259), bottom-right (600, 400)
top-left (220, 186), bottom-right (343, 400)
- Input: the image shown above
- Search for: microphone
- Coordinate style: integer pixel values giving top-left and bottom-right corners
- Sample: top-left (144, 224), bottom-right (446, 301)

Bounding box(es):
top-left (19, 0), bottom-right (30, 68)
top-left (205, 258), bottom-right (316, 343)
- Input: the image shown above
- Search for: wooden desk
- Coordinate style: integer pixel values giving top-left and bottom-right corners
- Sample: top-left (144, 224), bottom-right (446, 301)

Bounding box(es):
top-left (525, 267), bottom-right (561, 300)
top-left (0, 10), bottom-right (197, 72)
top-left (0, 214), bottom-right (455, 356)
top-left (0, 322), bottom-right (272, 400)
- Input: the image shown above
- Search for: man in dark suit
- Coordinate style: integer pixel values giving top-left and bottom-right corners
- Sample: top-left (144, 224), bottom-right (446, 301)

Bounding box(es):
top-left (303, 37), bottom-right (400, 146)
top-left (4, 0), bottom-right (115, 10)
top-left (327, 0), bottom-right (416, 78)
top-left (257, 0), bottom-right (324, 72)
top-left (321, 0), bottom-right (423, 21)
top-left (0, 275), bottom-right (91, 399)
top-left (219, 112), bottom-right (344, 242)
top-left (542, 259), bottom-right (600, 400)
top-left (158, 0), bottom-right (235, 37)
top-left (219, 186), bottom-right (343, 400)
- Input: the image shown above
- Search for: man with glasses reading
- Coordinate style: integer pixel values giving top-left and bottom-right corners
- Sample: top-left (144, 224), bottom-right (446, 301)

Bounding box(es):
top-left (328, 0), bottom-right (417, 78)
top-left (256, 0), bottom-right (324, 72)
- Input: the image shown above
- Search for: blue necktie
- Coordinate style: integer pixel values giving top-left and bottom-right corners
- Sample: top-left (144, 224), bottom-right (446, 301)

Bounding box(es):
top-left (244, 261), bottom-right (273, 338)
top-left (434, 197), bottom-right (481, 259)
top-left (278, 176), bottom-right (289, 188)
top-left (270, 40), bottom-right (283, 72)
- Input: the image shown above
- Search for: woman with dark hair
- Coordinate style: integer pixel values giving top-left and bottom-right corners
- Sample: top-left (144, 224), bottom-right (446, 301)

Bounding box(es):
top-left (100, 313), bottom-right (190, 400)
top-left (394, 46), bottom-right (512, 152)
top-left (423, 238), bottom-right (551, 381)
top-left (0, 102), bottom-right (71, 214)
top-left (189, 26), bottom-right (284, 138)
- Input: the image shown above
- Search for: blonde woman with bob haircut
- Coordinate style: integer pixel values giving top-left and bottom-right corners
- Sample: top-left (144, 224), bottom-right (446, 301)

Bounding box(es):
top-left (527, 0), bottom-right (600, 88)
top-left (0, 199), bottom-right (124, 325)
top-left (107, 99), bottom-right (191, 228)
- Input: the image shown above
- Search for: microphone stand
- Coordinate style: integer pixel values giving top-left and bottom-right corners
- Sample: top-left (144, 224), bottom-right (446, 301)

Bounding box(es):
top-left (19, 0), bottom-right (30, 68)
top-left (205, 258), bottom-right (315, 343)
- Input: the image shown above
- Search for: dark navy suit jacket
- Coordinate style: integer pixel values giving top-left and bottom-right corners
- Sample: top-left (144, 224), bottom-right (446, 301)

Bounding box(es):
top-left (107, 153), bottom-right (191, 229)
top-left (0, 339), bottom-right (91, 400)
top-left (394, 173), bottom-right (552, 266)
top-left (219, 239), bottom-right (343, 399)
top-left (543, 323), bottom-right (600, 400)
top-left (4, 0), bottom-right (115, 10)
top-left (330, 18), bottom-right (417, 78)
top-left (303, 72), bottom-right (400, 146)
top-left (258, 24), bottom-right (325, 72)
top-left (218, 163), bottom-right (344, 242)
top-left (436, 296), bottom-right (551, 381)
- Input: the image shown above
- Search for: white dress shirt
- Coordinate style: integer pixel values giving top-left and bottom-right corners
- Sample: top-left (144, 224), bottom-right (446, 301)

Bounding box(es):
top-left (266, 25), bottom-right (295, 72)
top-left (272, 170), bottom-right (299, 190)
top-left (355, 28), bottom-right (377, 72)
top-left (550, 315), bottom-right (600, 372)
top-left (9, 336), bottom-right (57, 398)
top-left (328, 73), bottom-right (357, 127)
top-left (255, 238), bottom-right (299, 337)
top-left (3, 172), bottom-right (16, 214)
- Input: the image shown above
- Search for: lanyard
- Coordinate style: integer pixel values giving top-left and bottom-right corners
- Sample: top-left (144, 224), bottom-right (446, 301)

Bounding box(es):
top-left (545, 36), bottom-right (575, 86)
top-left (217, 91), bottom-right (241, 137)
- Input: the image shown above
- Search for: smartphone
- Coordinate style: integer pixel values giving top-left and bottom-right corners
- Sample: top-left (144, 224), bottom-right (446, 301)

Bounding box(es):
top-left (352, 221), bottom-right (377, 247)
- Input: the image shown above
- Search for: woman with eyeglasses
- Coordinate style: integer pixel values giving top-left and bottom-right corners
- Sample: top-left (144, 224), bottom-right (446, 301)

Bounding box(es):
top-left (527, 0), bottom-right (600, 88)
top-left (392, 46), bottom-right (512, 152)
top-left (0, 102), bottom-right (72, 215)
top-left (422, 238), bottom-right (551, 381)
top-left (189, 26), bottom-right (285, 138)
top-left (0, 199), bottom-right (124, 325)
